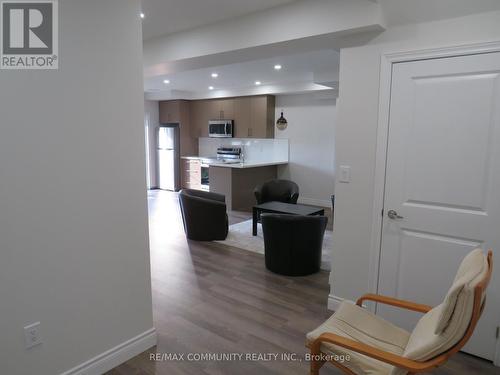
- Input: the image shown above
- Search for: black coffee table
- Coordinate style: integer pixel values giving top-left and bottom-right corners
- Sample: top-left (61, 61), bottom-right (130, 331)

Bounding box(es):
top-left (252, 201), bottom-right (325, 236)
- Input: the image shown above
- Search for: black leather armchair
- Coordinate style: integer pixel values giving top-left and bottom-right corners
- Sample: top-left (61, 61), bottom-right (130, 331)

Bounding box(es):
top-left (261, 213), bottom-right (327, 276)
top-left (254, 179), bottom-right (299, 204)
top-left (179, 189), bottom-right (228, 241)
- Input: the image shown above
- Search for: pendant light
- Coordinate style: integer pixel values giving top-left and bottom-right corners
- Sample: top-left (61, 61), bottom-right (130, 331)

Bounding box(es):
top-left (276, 110), bottom-right (288, 130)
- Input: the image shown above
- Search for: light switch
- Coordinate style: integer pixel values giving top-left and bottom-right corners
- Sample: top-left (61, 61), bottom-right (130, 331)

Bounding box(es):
top-left (339, 165), bottom-right (351, 183)
top-left (24, 322), bottom-right (42, 349)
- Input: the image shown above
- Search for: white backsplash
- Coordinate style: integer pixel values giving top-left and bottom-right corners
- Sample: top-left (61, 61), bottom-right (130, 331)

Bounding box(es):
top-left (199, 138), bottom-right (289, 164)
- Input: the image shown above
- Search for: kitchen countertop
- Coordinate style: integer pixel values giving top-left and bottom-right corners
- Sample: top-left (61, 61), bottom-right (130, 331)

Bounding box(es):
top-left (210, 160), bottom-right (288, 169)
top-left (181, 156), bottom-right (288, 169)
top-left (181, 156), bottom-right (203, 160)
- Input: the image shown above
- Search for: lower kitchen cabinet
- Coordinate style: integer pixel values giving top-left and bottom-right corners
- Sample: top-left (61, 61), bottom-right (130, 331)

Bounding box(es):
top-left (181, 159), bottom-right (202, 190)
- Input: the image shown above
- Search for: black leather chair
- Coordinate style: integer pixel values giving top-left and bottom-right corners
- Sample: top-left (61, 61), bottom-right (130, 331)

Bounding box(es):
top-left (254, 179), bottom-right (299, 205)
top-left (179, 189), bottom-right (228, 241)
top-left (261, 213), bottom-right (327, 276)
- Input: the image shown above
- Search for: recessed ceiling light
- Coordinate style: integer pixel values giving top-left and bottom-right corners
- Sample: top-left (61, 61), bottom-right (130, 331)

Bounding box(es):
top-left (208, 86), bottom-right (214, 90)
top-left (140, 12), bottom-right (145, 19)
top-left (163, 79), bottom-right (170, 84)
top-left (211, 73), bottom-right (218, 78)
top-left (255, 81), bottom-right (261, 86)
top-left (274, 64), bottom-right (282, 70)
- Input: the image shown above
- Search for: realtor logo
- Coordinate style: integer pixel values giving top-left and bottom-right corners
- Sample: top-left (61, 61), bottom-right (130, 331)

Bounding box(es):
top-left (1, 0), bottom-right (58, 69)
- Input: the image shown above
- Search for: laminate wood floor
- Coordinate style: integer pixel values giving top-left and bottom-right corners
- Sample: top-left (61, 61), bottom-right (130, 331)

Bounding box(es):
top-left (107, 190), bottom-right (498, 375)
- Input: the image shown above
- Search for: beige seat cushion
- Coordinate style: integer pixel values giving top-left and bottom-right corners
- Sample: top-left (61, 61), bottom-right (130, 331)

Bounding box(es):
top-left (306, 301), bottom-right (410, 375)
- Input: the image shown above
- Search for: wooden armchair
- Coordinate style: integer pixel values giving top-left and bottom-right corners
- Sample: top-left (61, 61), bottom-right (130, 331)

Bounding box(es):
top-left (306, 249), bottom-right (493, 375)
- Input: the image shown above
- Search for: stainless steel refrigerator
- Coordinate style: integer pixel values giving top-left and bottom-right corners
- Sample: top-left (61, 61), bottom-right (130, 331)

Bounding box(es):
top-left (157, 125), bottom-right (180, 191)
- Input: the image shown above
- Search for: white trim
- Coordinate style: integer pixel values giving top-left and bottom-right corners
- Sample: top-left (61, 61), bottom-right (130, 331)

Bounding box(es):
top-left (60, 328), bottom-right (157, 375)
top-left (327, 294), bottom-right (344, 311)
top-left (376, 40), bottom-right (500, 64)
top-left (367, 52), bottom-right (393, 306)
top-left (297, 197), bottom-right (331, 208)
top-left (368, 40), bottom-right (500, 361)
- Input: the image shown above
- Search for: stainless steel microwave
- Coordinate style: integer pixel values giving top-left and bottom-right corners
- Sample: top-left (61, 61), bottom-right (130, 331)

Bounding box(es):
top-left (208, 120), bottom-right (234, 138)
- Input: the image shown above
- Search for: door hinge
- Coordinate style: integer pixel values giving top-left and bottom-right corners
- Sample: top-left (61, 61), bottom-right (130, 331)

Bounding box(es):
top-left (496, 326), bottom-right (499, 339)
top-left (381, 208), bottom-right (384, 217)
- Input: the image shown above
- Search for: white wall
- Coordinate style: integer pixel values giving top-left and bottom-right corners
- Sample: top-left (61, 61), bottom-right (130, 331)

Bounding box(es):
top-left (0, 1), bottom-right (155, 374)
top-left (144, 100), bottom-right (160, 188)
top-left (275, 94), bottom-right (336, 207)
top-left (332, 10), bottom-right (500, 304)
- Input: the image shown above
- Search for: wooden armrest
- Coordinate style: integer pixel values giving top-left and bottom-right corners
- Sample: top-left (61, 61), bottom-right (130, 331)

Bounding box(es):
top-left (356, 293), bottom-right (432, 313)
top-left (311, 332), bottom-right (439, 373)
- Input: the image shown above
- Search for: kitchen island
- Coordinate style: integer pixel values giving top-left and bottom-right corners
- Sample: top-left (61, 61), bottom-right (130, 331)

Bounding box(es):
top-left (181, 156), bottom-right (287, 211)
top-left (209, 162), bottom-right (286, 211)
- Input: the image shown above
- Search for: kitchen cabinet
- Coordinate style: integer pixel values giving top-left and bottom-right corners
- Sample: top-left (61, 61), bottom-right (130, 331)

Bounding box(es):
top-left (234, 95), bottom-right (275, 138)
top-left (190, 100), bottom-right (208, 138)
top-left (234, 97), bottom-right (251, 138)
top-left (220, 99), bottom-right (234, 120)
top-left (159, 100), bottom-right (181, 123)
top-left (251, 95), bottom-right (275, 138)
top-left (181, 158), bottom-right (201, 190)
top-left (205, 99), bottom-right (234, 120)
top-left (166, 95), bottom-right (275, 145)
top-left (250, 96), bottom-right (267, 138)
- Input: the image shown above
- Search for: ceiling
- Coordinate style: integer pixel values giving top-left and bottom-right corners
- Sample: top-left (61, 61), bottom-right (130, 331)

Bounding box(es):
top-left (378, 0), bottom-right (500, 25)
top-left (140, 0), bottom-right (297, 40)
top-left (141, 0), bottom-right (500, 41)
top-left (141, 0), bottom-right (500, 99)
top-left (144, 49), bottom-right (339, 100)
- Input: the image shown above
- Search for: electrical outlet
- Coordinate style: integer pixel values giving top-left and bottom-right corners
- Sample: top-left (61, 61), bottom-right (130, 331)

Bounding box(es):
top-left (24, 322), bottom-right (42, 349)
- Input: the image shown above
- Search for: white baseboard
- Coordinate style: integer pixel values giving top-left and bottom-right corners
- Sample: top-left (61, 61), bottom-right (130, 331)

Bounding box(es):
top-left (297, 197), bottom-right (331, 208)
top-left (327, 294), bottom-right (344, 311)
top-left (60, 328), bottom-right (157, 375)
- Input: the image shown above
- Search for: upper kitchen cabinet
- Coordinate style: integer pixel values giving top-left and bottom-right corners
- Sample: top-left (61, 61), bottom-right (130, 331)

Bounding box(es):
top-left (178, 95), bottom-right (276, 141)
top-left (233, 95), bottom-right (275, 138)
top-left (190, 100), bottom-right (209, 138)
top-left (250, 95), bottom-right (275, 138)
top-left (190, 99), bottom-right (229, 138)
top-left (205, 99), bottom-right (234, 120)
top-left (159, 100), bottom-right (181, 123)
top-left (219, 99), bottom-right (234, 120)
top-left (234, 97), bottom-right (251, 138)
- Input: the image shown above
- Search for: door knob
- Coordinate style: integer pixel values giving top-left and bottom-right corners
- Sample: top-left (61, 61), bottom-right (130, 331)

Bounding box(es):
top-left (387, 210), bottom-right (404, 219)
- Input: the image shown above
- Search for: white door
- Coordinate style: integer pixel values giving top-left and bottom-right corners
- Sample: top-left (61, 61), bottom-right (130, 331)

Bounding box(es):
top-left (378, 52), bottom-right (500, 361)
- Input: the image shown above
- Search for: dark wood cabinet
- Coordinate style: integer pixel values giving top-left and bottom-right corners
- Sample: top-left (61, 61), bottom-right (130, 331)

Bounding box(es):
top-left (189, 95), bottom-right (275, 139)
top-left (250, 96), bottom-right (267, 138)
top-left (234, 97), bottom-right (251, 138)
top-left (220, 99), bottom-right (234, 120)
top-left (159, 100), bottom-right (181, 123)
top-left (189, 100), bottom-right (208, 138)
top-left (251, 95), bottom-right (275, 138)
